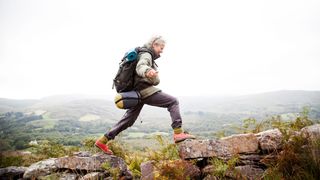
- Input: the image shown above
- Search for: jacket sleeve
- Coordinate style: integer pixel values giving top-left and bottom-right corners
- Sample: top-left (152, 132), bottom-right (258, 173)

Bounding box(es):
top-left (136, 52), bottom-right (153, 78)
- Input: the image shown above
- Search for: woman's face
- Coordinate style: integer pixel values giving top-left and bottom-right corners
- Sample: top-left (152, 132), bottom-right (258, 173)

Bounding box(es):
top-left (153, 44), bottom-right (165, 56)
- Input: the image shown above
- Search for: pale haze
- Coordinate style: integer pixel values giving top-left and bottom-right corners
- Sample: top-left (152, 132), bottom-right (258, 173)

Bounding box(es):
top-left (1, 0), bottom-right (320, 99)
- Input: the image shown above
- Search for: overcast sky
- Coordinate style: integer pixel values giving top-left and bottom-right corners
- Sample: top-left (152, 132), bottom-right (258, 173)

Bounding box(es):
top-left (1, 0), bottom-right (320, 99)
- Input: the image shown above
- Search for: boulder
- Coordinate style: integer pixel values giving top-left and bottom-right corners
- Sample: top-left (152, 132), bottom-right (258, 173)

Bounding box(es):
top-left (140, 161), bottom-right (155, 180)
top-left (23, 152), bottom-right (131, 179)
top-left (256, 128), bottom-right (283, 152)
top-left (238, 154), bottom-right (264, 167)
top-left (201, 165), bottom-right (240, 180)
top-left (233, 165), bottom-right (264, 179)
top-left (55, 152), bottom-right (127, 173)
top-left (23, 158), bottom-right (57, 179)
top-left (178, 139), bottom-right (232, 159)
top-left (0, 166), bottom-right (27, 179)
top-left (178, 134), bottom-right (260, 159)
top-left (80, 172), bottom-right (105, 180)
top-left (221, 133), bottom-right (259, 154)
top-left (37, 172), bottom-right (78, 180)
top-left (301, 124), bottom-right (320, 140)
top-left (260, 153), bottom-right (277, 167)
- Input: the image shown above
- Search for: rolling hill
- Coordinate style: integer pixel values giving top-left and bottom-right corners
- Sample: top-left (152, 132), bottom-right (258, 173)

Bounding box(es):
top-left (1, 90), bottom-right (319, 150)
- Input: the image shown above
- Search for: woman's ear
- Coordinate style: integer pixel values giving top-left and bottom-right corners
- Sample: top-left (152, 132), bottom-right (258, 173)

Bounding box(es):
top-left (152, 43), bottom-right (157, 49)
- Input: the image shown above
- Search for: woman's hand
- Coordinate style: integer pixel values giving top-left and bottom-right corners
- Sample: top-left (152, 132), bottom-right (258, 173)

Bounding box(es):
top-left (146, 69), bottom-right (158, 78)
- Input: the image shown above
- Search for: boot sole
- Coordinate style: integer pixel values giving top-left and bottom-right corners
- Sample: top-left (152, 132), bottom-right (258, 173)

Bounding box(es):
top-left (174, 136), bottom-right (196, 143)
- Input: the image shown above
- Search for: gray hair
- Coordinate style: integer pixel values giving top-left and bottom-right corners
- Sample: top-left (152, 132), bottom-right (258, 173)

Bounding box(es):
top-left (143, 35), bottom-right (166, 49)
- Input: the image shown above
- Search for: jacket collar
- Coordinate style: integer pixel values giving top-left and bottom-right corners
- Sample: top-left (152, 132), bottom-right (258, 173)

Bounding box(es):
top-left (140, 46), bottom-right (160, 60)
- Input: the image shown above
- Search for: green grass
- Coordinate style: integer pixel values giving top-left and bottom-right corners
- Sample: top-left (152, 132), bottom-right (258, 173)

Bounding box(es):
top-left (27, 119), bottom-right (56, 129)
top-left (42, 112), bottom-right (53, 120)
top-left (127, 132), bottom-right (148, 138)
top-left (26, 111), bottom-right (61, 129)
top-left (125, 131), bottom-right (169, 139)
top-left (79, 114), bottom-right (101, 121)
top-left (122, 138), bottom-right (162, 151)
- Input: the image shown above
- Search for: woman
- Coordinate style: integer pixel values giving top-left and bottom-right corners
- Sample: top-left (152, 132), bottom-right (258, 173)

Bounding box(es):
top-left (95, 35), bottom-right (195, 154)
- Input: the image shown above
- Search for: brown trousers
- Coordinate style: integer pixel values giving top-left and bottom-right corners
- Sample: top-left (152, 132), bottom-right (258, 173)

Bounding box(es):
top-left (105, 91), bottom-right (182, 140)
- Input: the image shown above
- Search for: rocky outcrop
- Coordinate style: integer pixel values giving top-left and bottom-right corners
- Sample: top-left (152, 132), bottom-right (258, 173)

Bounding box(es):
top-left (0, 166), bottom-right (27, 180)
top-left (22, 151), bottom-right (131, 179)
top-left (255, 128), bottom-right (283, 152)
top-left (174, 124), bottom-right (320, 179)
top-left (178, 129), bottom-right (283, 159)
top-left (301, 124), bottom-right (320, 140)
top-left (176, 133), bottom-right (271, 179)
top-left (178, 139), bottom-right (232, 159)
top-left (141, 131), bottom-right (276, 179)
top-left (2, 124), bottom-right (319, 180)
top-left (221, 133), bottom-right (259, 154)
top-left (178, 133), bottom-right (260, 160)
top-left (23, 158), bottom-right (58, 178)
top-left (55, 152), bottom-right (127, 172)
top-left (234, 165), bottom-right (265, 179)
top-left (79, 172), bottom-right (105, 180)
top-left (140, 161), bottom-right (155, 180)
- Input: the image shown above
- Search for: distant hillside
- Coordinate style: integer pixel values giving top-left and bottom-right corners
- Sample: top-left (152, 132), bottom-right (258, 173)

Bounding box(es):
top-left (180, 90), bottom-right (320, 117)
top-left (2, 90), bottom-right (319, 119)
top-left (1, 95), bottom-right (123, 122)
top-left (28, 98), bottom-right (122, 121)
top-left (1, 90), bottom-right (320, 150)
top-left (0, 99), bottom-right (39, 113)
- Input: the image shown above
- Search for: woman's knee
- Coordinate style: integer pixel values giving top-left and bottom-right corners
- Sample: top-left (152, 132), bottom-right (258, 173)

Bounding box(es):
top-left (167, 96), bottom-right (179, 109)
top-left (172, 96), bottom-right (179, 105)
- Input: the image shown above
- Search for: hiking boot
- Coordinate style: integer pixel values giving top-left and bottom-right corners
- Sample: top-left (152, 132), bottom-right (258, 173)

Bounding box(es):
top-left (174, 132), bottom-right (196, 143)
top-left (95, 136), bottom-right (113, 155)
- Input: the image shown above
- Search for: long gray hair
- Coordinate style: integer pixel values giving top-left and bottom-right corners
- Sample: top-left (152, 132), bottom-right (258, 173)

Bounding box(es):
top-left (143, 35), bottom-right (166, 49)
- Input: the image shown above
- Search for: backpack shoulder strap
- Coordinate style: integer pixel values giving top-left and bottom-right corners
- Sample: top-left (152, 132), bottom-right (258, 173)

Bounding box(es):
top-left (136, 47), bottom-right (157, 67)
top-left (136, 47), bottom-right (154, 58)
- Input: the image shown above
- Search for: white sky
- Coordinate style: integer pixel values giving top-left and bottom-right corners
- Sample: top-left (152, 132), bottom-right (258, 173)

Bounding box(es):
top-left (1, 0), bottom-right (320, 99)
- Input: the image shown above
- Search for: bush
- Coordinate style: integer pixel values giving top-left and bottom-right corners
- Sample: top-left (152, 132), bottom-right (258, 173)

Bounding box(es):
top-left (157, 160), bottom-right (194, 180)
top-left (107, 140), bottom-right (127, 160)
top-left (125, 153), bottom-right (146, 178)
top-left (0, 153), bottom-right (47, 168)
top-left (263, 132), bottom-right (320, 179)
top-left (34, 140), bottom-right (66, 158)
top-left (146, 135), bottom-right (179, 162)
top-left (208, 155), bottom-right (239, 178)
top-left (34, 140), bottom-right (79, 159)
top-left (209, 107), bottom-right (319, 179)
top-left (0, 155), bottom-right (24, 168)
top-left (101, 162), bottom-right (121, 180)
top-left (259, 107), bottom-right (320, 179)
top-left (81, 137), bottom-right (96, 153)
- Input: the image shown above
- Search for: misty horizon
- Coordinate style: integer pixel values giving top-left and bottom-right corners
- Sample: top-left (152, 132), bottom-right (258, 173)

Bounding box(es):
top-left (1, 0), bottom-right (320, 99)
top-left (1, 89), bottom-right (320, 101)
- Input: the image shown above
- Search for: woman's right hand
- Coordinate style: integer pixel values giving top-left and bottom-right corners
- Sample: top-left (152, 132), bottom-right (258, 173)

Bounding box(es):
top-left (146, 69), bottom-right (158, 78)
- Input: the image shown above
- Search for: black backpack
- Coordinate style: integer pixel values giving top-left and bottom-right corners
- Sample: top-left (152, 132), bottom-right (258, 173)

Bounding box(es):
top-left (112, 47), bottom-right (153, 93)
